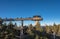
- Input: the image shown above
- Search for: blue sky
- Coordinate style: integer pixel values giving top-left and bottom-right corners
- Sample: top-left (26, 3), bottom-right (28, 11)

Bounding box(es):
top-left (0, 0), bottom-right (60, 26)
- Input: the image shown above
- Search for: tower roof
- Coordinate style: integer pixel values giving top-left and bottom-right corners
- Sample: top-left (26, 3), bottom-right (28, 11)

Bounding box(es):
top-left (32, 15), bottom-right (43, 21)
top-left (33, 15), bottom-right (41, 17)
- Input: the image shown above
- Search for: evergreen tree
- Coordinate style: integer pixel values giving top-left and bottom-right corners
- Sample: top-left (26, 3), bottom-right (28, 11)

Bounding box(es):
top-left (29, 24), bottom-right (33, 30)
top-left (14, 22), bottom-right (17, 27)
top-left (3, 22), bottom-right (7, 26)
top-left (8, 21), bottom-right (14, 29)
top-left (0, 17), bottom-right (3, 25)
top-left (53, 22), bottom-right (56, 26)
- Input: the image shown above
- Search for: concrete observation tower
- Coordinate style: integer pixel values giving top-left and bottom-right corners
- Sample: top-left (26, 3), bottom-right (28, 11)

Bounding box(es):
top-left (32, 15), bottom-right (43, 26)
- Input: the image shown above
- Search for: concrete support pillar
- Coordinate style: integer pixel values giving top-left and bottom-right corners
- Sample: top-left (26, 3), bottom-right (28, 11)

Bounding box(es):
top-left (21, 20), bottom-right (23, 26)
